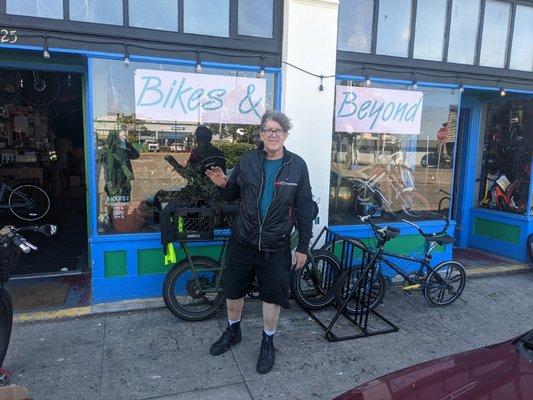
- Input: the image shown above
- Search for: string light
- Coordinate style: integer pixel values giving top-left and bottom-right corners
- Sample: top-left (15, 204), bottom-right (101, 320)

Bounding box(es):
top-left (123, 44), bottom-right (130, 68)
top-left (42, 35), bottom-right (50, 59)
top-left (319, 75), bottom-right (324, 91)
top-left (257, 56), bottom-right (265, 78)
top-left (410, 72), bottom-right (418, 90)
top-left (500, 84), bottom-right (506, 96)
top-left (194, 50), bottom-right (202, 73)
top-left (457, 76), bottom-right (464, 92)
top-left (364, 65), bottom-right (371, 86)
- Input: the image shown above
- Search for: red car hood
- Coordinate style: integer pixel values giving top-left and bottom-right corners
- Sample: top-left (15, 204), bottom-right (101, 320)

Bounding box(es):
top-left (334, 331), bottom-right (533, 400)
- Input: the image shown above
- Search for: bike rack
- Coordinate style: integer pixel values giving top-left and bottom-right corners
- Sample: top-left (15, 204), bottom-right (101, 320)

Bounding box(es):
top-left (302, 227), bottom-right (399, 342)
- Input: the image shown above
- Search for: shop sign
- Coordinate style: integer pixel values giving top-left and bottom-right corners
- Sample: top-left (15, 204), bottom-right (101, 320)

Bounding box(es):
top-left (134, 69), bottom-right (266, 124)
top-left (335, 86), bottom-right (424, 135)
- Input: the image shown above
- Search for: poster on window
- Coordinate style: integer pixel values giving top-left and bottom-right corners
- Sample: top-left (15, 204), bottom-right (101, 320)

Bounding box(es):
top-left (134, 69), bottom-right (266, 124)
top-left (335, 86), bottom-right (424, 135)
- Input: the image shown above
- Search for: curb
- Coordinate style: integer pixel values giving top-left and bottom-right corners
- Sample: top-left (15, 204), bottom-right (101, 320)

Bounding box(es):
top-left (14, 263), bottom-right (531, 324)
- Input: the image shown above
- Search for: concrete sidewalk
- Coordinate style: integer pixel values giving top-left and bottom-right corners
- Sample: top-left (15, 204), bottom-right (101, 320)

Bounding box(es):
top-left (4, 272), bottom-right (532, 400)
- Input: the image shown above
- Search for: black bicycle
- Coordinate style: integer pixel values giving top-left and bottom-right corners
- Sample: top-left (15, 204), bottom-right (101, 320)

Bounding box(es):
top-left (0, 224), bottom-right (57, 368)
top-left (335, 214), bottom-right (466, 310)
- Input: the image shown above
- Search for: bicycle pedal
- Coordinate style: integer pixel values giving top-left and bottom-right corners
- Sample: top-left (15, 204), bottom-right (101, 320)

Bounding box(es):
top-left (402, 284), bottom-right (422, 291)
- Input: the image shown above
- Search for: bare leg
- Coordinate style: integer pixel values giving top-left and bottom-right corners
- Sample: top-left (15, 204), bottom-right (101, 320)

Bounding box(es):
top-left (227, 298), bottom-right (245, 321)
top-left (262, 301), bottom-right (281, 332)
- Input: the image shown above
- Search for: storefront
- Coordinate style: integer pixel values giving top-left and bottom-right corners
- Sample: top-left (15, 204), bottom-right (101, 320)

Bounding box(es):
top-left (1, 0), bottom-right (531, 306)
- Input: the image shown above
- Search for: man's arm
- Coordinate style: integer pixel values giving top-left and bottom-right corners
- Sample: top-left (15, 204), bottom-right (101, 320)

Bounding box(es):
top-left (295, 161), bottom-right (314, 253)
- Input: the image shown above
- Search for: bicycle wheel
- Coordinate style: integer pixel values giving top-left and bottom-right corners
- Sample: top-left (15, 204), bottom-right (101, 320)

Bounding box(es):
top-left (400, 191), bottom-right (429, 219)
top-left (334, 267), bottom-right (386, 314)
top-left (290, 250), bottom-right (341, 310)
top-left (15, 70), bottom-right (61, 107)
top-left (162, 256), bottom-right (225, 322)
top-left (438, 196), bottom-right (450, 215)
top-left (423, 261), bottom-right (466, 307)
top-left (8, 184), bottom-right (51, 221)
top-left (0, 289), bottom-right (13, 368)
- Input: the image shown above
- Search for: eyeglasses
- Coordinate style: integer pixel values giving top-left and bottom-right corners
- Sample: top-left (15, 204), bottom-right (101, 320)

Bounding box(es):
top-left (261, 128), bottom-right (286, 137)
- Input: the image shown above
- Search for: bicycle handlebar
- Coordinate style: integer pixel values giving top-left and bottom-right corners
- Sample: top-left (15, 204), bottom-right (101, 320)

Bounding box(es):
top-left (1, 224), bottom-right (57, 254)
top-left (402, 218), bottom-right (449, 237)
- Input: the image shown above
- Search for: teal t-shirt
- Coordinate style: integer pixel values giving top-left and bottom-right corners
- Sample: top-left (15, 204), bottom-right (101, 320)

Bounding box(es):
top-left (259, 158), bottom-right (283, 221)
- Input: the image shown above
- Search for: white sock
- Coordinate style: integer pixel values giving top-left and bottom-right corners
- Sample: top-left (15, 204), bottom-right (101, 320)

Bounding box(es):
top-left (264, 329), bottom-right (276, 336)
top-left (228, 319), bottom-right (241, 326)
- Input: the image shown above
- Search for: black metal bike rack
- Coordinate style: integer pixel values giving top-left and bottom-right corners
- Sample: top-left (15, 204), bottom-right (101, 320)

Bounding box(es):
top-left (302, 227), bottom-right (399, 342)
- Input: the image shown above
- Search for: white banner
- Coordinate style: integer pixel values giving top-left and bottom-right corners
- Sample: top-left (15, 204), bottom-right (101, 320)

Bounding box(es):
top-left (335, 86), bottom-right (424, 135)
top-left (134, 69), bottom-right (266, 124)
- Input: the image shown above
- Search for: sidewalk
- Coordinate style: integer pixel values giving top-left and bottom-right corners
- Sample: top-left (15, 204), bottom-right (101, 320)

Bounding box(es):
top-left (3, 272), bottom-right (532, 400)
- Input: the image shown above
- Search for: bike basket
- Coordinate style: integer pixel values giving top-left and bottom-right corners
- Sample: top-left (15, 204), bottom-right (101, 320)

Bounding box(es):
top-left (173, 206), bottom-right (214, 241)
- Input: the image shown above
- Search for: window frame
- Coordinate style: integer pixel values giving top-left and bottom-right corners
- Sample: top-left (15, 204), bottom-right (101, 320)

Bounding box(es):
top-left (337, 0), bottom-right (533, 78)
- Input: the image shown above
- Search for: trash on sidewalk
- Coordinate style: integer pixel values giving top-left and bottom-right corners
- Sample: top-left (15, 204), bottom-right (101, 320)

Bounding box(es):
top-left (0, 385), bottom-right (30, 400)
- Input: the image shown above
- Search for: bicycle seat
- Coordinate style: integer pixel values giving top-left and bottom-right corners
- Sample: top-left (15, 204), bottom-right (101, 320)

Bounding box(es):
top-left (429, 235), bottom-right (455, 246)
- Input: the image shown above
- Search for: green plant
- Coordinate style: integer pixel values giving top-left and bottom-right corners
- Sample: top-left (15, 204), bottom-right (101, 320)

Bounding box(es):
top-left (213, 141), bottom-right (255, 167)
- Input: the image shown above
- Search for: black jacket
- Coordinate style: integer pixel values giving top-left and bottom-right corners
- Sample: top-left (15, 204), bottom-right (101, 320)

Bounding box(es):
top-left (223, 147), bottom-right (315, 253)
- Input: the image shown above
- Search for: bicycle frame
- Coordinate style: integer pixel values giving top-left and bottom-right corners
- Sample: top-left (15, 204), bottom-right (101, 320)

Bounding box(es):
top-left (0, 182), bottom-right (31, 210)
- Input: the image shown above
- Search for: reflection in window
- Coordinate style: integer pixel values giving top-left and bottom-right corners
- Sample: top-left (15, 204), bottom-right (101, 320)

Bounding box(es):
top-left (480, 0), bottom-right (511, 68)
top-left (129, 0), bottom-right (178, 31)
top-left (413, 0), bottom-right (447, 61)
top-left (337, 0), bottom-right (374, 53)
top-left (184, 0), bottom-right (230, 37)
top-left (238, 0), bottom-right (273, 38)
top-left (330, 83), bottom-right (460, 225)
top-left (447, 0), bottom-right (480, 64)
top-left (509, 5), bottom-right (533, 72)
top-left (91, 59), bottom-right (276, 234)
top-left (477, 100), bottom-right (532, 214)
top-left (70, 0), bottom-right (123, 25)
top-left (376, 0), bottom-right (412, 57)
top-left (7, 0), bottom-right (63, 19)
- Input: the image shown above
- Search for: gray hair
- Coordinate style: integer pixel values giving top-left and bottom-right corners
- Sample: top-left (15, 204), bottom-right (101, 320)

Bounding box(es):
top-left (260, 110), bottom-right (292, 132)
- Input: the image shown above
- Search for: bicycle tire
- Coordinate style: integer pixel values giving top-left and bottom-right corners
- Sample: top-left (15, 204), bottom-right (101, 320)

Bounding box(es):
top-left (290, 250), bottom-right (341, 310)
top-left (354, 181), bottom-right (374, 203)
top-left (334, 267), bottom-right (386, 314)
top-left (162, 256), bottom-right (225, 322)
top-left (438, 196), bottom-right (450, 213)
top-left (15, 70), bottom-right (61, 107)
top-left (8, 184), bottom-right (51, 221)
top-left (0, 289), bottom-right (13, 368)
top-left (401, 191), bottom-right (429, 219)
top-left (423, 261), bottom-right (466, 307)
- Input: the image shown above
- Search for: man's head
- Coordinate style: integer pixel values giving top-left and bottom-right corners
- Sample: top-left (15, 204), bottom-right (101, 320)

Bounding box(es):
top-left (260, 110), bottom-right (292, 155)
top-left (195, 125), bottom-right (213, 143)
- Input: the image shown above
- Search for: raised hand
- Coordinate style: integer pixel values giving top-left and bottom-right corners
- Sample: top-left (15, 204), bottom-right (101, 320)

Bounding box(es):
top-left (205, 166), bottom-right (228, 188)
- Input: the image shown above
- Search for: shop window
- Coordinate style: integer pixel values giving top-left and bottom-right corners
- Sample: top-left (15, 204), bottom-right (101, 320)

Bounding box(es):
top-left (90, 58), bottom-right (276, 235)
top-left (129, 0), bottom-right (178, 32)
top-left (70, 0), bottom-right (123, 25)
top-left (376, 0), bottom-right (412, 58)
top-left (476, 100), bottom-right (532, 215)
top-left (509, 5), bottom-right (533, 72)
top-left (238, 0), bottom-right (273, 38)
top-left (479, 0), bottom-right (511, 69)
top-left (6, 0), bottom-right (63, 19)
top-left (337, 0), bottom-right (374, 53)
top-left (413, 0), bottom-right (447, 61)
top-left (447, 0), bottom-right (481, 65)
top-left (183, 0), bottom-right (230, 37)
top-left (330, 82), bottom-right (460, 225)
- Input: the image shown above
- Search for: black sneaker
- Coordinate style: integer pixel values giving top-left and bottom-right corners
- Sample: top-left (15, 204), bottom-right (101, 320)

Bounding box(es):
top-left (209, 322), bottom-right (242, 356)
top-left (256, 332), bottom-right (275, 374)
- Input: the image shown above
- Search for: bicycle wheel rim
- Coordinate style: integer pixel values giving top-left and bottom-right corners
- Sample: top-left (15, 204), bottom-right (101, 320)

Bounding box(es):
top-left (336, 269), bottom-right (384, 313)
top-left (9, 185), bottom-right (50, 221)
top-left (424, 262), bottom-right (466, 306)
top-left (294, 255), bottom-right (340, 308)
top-left (168, 264), bottom-right (223, 319)
top-left (401, 192), bottom-right (429, 218)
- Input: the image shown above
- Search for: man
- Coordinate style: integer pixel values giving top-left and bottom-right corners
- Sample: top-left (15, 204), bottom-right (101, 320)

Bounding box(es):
top-left (205, 110), bottom-right (315, 374)
top-left (187, 125), bottom-right (227, 174)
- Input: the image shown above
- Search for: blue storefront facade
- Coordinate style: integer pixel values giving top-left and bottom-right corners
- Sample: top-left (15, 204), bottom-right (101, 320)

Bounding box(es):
top-left (0, 0), bottom-right (531, 304)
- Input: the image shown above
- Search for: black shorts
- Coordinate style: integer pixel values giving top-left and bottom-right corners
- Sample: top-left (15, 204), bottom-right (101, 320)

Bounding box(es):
top-left (224, 238), bottom-right (292, 309)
